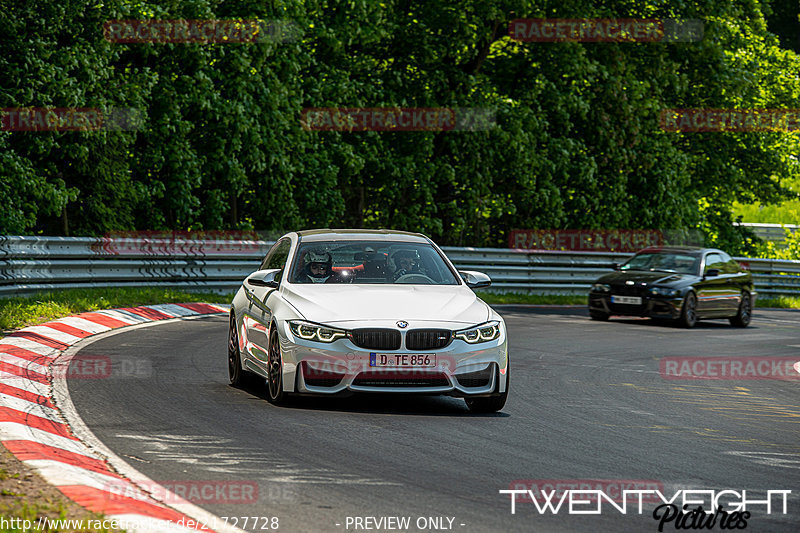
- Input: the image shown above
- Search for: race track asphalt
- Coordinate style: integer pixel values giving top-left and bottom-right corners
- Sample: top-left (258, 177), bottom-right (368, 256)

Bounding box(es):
top-left (67, 307), bottom-right (800, 533)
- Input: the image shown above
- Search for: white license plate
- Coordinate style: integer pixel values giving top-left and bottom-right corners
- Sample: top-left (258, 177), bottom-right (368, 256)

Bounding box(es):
top-left (611, 295), bottom-right (642, 305)
top-left (369, 353), bottom-right (436, 368)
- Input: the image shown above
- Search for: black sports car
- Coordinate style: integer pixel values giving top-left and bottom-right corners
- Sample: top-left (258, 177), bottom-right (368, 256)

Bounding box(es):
top-left (588, 246), bottom-right (755, 328)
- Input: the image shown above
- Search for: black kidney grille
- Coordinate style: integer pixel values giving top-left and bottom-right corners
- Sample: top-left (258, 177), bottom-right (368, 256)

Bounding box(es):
top-left (610, 283), bottom-right (644, 296)
top-left (349, 329), bottom-right (401, 350)
top-left (405, 329), bottom-right (452, 350)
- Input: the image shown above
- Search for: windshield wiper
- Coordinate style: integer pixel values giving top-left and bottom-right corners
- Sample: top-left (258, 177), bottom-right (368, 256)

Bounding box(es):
top-left (649, 268), bottom-right (677, 273)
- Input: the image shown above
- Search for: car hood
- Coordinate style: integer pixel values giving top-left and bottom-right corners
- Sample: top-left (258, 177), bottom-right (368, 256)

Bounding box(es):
top-left (282, 284), bottom-right (490, 326)
top-left (597, 270), bottom-right (699, 287)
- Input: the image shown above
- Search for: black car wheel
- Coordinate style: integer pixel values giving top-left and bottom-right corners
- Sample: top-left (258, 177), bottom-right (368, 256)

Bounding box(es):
top-left (267, 325), bottom-right (288, 405)
top-left (729, 292), bottom-right (752, 328)
top-left (465, 366), bottom-right (508, 413)
top-left (228, 313), bottom-right (244, 387)
top-left (589, 310), bottom-right (610, 321)
top-left (678, 291), bottom-right (698, 328)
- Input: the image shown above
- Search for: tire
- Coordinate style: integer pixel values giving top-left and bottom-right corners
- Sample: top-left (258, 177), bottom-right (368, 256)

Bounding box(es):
top-left (465, 366), bottom-right (508, 413)
top-left (266, 325), bottom-right (288, 405)
top-left (228, 313), bottom-right (245, 387)
top-left (678, 291), bottom-right (698, 329)
top-left (589, 310), bottom-right (610, 321)
top-left (729, 292), bottom-right (752, 328)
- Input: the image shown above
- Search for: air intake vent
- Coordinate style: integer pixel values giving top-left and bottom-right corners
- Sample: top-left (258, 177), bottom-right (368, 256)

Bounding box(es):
top-left (405, 329), bottom-right (452, 350)
top-left (349, 329), bottom-right (401, 350)
top-left (301, 361), bottom-right (344, 387)
top-left (455, 366), bottom-right (494, 388)
top-left (353, 371), bottom-right (449, 388)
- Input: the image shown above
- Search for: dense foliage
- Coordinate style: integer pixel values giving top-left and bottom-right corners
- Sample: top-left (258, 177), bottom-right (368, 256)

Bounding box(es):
top-left (1, 0), bottom-right (798, 253)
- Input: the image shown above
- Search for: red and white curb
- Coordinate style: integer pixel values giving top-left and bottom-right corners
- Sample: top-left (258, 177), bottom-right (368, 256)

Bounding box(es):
top-left (0, 303), bottom-right (244, 532)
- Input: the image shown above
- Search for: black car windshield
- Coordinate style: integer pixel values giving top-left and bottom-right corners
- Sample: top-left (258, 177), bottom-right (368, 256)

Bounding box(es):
top-left (289, 241), bottom-right (460, 285)
top-left (620, 252), bottom-right (700, 275)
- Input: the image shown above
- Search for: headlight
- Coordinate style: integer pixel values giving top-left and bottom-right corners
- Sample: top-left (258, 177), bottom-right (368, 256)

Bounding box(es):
top-left (591, 283), bottom-right (611, 293)
top-left (288, 320), bottom-right (346, 343)
top-left (455, 320), bottom-right (501, 344)
top-left (649, 287), bottom-right (679, 297)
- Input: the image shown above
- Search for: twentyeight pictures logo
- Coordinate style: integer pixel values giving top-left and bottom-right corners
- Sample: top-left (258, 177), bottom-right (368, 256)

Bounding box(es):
top-left (508, 479), bottom-right (664, 504)
top-left (499, 486), bottom-right (791, 530)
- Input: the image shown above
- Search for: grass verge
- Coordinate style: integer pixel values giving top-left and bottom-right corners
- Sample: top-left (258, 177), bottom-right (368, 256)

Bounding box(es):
top-left (475, 292), bottom-right (586, 305)
top-left (0, 287), bottom-right (233, 333)
top-left (754, 296), bottom-right (800, 309)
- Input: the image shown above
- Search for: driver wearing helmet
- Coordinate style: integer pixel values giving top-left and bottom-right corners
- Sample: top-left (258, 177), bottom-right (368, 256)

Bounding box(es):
top-left (392, 249), bottom-right (421, 281)
top-left (302, 250), bottom-right (334, 283)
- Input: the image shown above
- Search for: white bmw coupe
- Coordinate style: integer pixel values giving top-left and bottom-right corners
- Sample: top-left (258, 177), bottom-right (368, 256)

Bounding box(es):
top-left (228, 229), bottom-right (509, 412)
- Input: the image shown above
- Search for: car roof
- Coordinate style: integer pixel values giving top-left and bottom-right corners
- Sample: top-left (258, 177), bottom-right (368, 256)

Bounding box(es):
top-left (296, 228), bottom-right (430, 243)
top-left (637, 246), bottom-right (710, 255)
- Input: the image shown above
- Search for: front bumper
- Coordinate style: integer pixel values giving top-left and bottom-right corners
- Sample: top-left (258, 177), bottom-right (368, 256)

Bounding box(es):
top-left (588, 292), bottom-right (684, 319)
top-left (278, 321), bottom-right (508, 396)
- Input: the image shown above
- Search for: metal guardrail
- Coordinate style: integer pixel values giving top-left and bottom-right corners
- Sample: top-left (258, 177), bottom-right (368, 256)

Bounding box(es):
top-left (1, 236), bottom-right (799, 297)
top-left (0, 236), bottom-right (270, 295)
top-left (737, 222), bottom-right (799, 243)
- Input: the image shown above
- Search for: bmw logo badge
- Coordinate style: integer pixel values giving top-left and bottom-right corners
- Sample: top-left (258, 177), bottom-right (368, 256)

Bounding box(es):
top-left (397, 321), bottom-right (408, 328)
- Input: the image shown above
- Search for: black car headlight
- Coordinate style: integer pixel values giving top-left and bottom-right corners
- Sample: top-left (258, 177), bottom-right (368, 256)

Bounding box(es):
top-left (288, 320), bottom-right (346, 342)
top-left (591, 283), bottom-right (611, 293)
top-left (455, 320), bottom-right (501, 344)
top-left (649, 287), bottom-right (680, 297)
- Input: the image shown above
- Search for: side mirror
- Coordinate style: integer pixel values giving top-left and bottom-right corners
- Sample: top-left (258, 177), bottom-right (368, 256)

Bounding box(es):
top-left (611, 262), bottom-right (621, 270)
top-left (705, 268), bottom-right (720, 278)
top-left (246, 269), bottom-right (281, 288)
top-left (459, 270), bottom-right (492, 289)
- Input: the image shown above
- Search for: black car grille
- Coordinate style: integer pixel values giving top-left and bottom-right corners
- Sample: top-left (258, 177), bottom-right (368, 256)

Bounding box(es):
top-left (455, 366), bottom-right (494, 388)
top-left (405, 329), bottom-right (452, 350)
top-left (352, 370), bottom-right (449, 388)
top-left (609, 284), bottom-right (645, 297)
top-left (349, 329), bottom-right (401, 350)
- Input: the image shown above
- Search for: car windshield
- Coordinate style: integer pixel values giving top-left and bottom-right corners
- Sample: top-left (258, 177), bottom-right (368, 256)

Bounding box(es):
top-left (289, 240), bottom-right (460, 285)
top-left (620, 252), bottom-right (699, 275)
